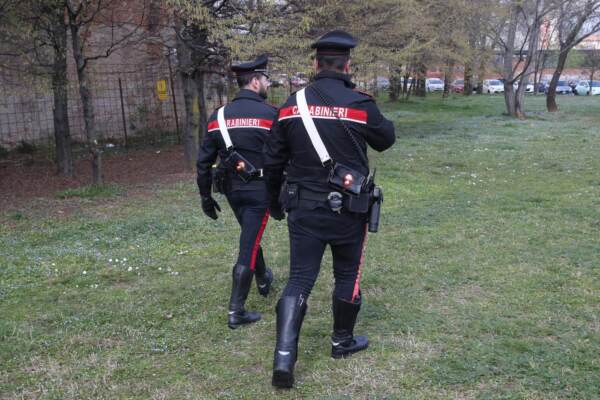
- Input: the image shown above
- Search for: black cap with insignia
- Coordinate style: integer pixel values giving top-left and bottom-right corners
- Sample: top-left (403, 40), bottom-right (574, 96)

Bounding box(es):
top-left (311, 30), bottom-right (357, 55)
top-left (231, 54), bottom-right (269, 76)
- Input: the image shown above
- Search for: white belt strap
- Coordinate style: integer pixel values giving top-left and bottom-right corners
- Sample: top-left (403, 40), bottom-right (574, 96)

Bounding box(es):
top-left (296, 88), bottom-right (331, 165)
top-left (217, 106), bottom-right (234, 150)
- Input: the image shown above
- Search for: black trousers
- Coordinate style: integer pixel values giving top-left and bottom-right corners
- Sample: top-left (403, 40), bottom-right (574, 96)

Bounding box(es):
top-left (282, 206), bottom-right (368, 301)
top-left (226, 188), bottom-right (270, 274)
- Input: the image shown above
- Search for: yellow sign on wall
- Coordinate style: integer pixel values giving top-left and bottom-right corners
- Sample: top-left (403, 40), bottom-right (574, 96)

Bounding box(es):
top-left (156, 80), bottom-right (168, 101)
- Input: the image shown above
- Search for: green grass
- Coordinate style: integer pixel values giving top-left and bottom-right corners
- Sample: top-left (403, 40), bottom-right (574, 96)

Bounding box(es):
top-left (1, 94), bottom-right (599, 399)
top-left (56, 184), bottom-right (124, 199)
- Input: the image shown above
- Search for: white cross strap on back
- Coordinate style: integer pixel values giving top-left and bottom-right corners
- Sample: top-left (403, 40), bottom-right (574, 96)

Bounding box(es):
top-left (296, 88), bottom-right (331, 165)
top-left (217, 106), bottom-right (234, 150)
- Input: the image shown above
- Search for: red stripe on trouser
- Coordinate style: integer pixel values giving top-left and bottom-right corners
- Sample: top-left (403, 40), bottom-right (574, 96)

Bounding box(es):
top-left (351, 224), bottom-right (369, 302)
top-left (249, 210), bottom-right (270, 271)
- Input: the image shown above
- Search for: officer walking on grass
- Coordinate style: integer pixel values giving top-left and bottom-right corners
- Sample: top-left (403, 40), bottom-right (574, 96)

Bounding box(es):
top-left (196, 55), bottom-right (283, 329)
top-left (264, 31), bottom-right (395, 388)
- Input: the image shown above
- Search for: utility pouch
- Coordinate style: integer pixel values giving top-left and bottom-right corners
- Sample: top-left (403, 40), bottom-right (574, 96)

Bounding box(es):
top-left (328, 162), bottom-right (366, 196)
top-left (212, 166), bottom-right (230, 194)
top-left (279, 183), bottom-right (299, 211)
top-left (223, 150), bottom-right (258, 182)
top-left (345, 191), bottom-right (370, 213)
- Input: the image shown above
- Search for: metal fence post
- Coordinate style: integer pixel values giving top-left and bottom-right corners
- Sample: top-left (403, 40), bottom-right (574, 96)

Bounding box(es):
top-left (166, 54), bottom-right (180, 143)
top-left (118, 77), bottom-right (128, 149)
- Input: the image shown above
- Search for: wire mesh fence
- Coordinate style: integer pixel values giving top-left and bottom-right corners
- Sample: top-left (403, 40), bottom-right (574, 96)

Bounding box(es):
top-left (0, 58), bottom-right (294, 164)
top-left (0, 60), bottom-right (211, 159)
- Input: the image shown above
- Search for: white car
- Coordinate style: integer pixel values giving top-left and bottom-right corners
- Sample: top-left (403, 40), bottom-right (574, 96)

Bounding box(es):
top-left (574, 80), bottom-right (600, 95)
top-left (513, 81), bottom-right (534, 93)
top-left (426, 78), bottom-right (444, 92)
top-left (483, 79), bottom-right (504, 94)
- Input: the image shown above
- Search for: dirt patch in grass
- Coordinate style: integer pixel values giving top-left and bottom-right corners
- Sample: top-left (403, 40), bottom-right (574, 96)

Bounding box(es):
top-left (0, 145), bottom-right (194, 214)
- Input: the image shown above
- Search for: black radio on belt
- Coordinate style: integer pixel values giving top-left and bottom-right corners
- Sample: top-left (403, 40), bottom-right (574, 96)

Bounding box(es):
top-left (222, 150), bottom-right (259, 182)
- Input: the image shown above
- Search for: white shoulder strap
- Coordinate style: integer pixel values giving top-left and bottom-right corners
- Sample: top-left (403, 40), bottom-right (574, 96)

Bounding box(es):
top-left (217, 106), bottom-right (233, 150)
top-left (296, 88), bottom-right (331, 165)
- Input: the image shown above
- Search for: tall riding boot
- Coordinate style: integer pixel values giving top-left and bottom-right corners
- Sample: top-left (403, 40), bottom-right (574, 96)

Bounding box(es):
top-left (228, 264), bottom-right (261, 329)
top-left (331, 295), bottom-right (369, 359)
top-left (254, 247), bottom-right (273, 297)
top-left (272, 295), bottom-right (307, 388)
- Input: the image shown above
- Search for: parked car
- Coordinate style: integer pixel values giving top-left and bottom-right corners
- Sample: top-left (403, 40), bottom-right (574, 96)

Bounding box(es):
top-left (451, 79), bottom-right (464, 93)
top-left (369, 76), bottom-right (390, 90)
top-left (537, 81), bottom-right (548, 93)
top-left (547, 80), bottom-right (573, 95)
top-left (482, 79), bottom-right (504, 94)
top-left (513, 81), bottom-right (534, 93)
top-left (574, 80), bottom-right (600, 95)
top-left (290, 76), bottom-right (307, 86)
top-left (426, 78), bottom-right (444, 92)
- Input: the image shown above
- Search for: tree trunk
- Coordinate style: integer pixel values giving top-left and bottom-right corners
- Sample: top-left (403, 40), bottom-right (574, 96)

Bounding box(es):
top-left (547, 48), bottom-right (569, 112)
top-left (175, 26), bottom-right (199, 170)
top-left (464, 63), bottom-right (473, 96)
top-left (588, 69), bottom-right (595, 96)
top-left (51, 14), bottom-right (73, 177)
top-left (69, 22), bottom-right (102, 185)
top-left (194, 70), bottom-right (208, 143)
top-left (476, 34), bottom-right (488, 95)
top-left (389, 75), bottom-right (399, 101)
top-left (504, 83), bottom-right (516, 116)
top-left (181, 72), bottom-right (198, 169)
top-left (443, 62), bottom-right (454, 98)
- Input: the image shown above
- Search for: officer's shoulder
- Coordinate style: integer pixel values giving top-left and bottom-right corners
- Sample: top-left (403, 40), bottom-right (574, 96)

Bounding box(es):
top-left (353, 89), bottom-right (374, 99)
top-left (263, 101), bottom-right (278, 110)
top-left (208, 107), bottom-right (219, 119)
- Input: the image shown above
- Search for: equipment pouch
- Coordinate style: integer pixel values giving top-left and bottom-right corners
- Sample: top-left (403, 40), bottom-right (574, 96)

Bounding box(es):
top-left (223, 150), bottom-right (258, 182)
top-left (212, 166), bottom-right (230, 194)
top-left (328, 162), bottom-right (366, 196)
top-left (345, 192), bottom-right (370, 213)
top-left (279, 183), bottom-right (299, 211)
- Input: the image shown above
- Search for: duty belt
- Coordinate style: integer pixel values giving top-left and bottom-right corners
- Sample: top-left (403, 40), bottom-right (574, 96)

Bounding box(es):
top-left (297, 188), bottom-right (330, 202)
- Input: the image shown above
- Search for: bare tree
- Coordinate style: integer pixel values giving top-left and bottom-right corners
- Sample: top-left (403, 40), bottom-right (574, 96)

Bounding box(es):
top-left (1, 0), bottom-right (74, 176)
top-left (546, 0), bottom-right (600, 111)
top-left (490, 0), bottom-right (554, 118)
top-left (65, 0), bottom-right (149, 184)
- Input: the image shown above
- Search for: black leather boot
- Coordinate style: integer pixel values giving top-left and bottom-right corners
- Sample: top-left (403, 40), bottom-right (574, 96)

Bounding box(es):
top-left (228, 264), bottom-right (261, 329)
top-left (331, 295), bottom-right (368, 359)
top-left (255, 267), bottom-right (273, 297)
top-left (272, 295), bottom-right (307, 388)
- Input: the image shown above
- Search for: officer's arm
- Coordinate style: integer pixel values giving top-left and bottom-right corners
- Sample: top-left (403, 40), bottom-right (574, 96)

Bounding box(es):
top-left (196, 130), bottom-right (219, 197)
top-left (362, 100), bottom-right (396, 152)
top-left (263, 117), bottom-right (289, 201)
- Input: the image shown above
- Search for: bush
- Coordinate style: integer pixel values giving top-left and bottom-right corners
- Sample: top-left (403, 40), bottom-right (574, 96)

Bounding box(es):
top-left (0, 145), bottom-right (9, 159)
top-left (15, 140), bottom-right (36, 154)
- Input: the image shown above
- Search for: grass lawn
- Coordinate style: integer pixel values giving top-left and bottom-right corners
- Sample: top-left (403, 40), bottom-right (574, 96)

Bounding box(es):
top-left (1, 94), bottom-right (599, 399)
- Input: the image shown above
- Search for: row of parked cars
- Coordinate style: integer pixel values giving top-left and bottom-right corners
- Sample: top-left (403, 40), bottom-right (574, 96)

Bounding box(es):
top-left (371, 76), bottom-right (600, 96)
top-left (426, 78), bottom-right (600, 95)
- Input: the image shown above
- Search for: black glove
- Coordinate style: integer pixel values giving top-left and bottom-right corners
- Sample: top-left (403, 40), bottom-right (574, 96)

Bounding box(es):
top-left (201, 195), bottom-right (221, 220)
top-left (269, 200), bottom-right (285, 221)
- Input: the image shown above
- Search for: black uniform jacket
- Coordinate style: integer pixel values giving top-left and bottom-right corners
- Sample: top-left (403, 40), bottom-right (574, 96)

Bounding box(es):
top-left (196, 89), bottom-right (278, 196)
top-left (264, 71), bottom-right (396, 197)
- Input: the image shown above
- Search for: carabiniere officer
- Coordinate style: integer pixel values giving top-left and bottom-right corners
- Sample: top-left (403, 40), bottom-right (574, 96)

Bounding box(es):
top-left (196, 55), bottom-right (283, 329)
top-left (264, 31), bottom-right (396, 388)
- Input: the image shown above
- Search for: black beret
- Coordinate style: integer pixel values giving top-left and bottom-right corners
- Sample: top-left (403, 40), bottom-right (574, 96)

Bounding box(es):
top-left (311, 30), bottom-right (357, 55)
top-left (231, 54), bottom-right (268, 75)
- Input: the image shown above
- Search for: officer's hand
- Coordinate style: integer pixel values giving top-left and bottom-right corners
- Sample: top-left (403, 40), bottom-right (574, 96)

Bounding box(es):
top-left (201, 195), bottom-right (221, 220)
top-left (269, 204), bottom-right (285, 221)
